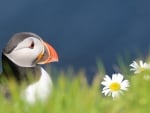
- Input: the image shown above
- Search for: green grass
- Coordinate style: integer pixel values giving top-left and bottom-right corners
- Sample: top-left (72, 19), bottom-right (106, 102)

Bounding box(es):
top-left (0, 66), bottom-right (150, 113)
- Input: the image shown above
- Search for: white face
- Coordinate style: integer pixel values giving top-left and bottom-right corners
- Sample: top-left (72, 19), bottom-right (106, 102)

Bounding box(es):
top-left (4, 37), bottom-right (44, 67)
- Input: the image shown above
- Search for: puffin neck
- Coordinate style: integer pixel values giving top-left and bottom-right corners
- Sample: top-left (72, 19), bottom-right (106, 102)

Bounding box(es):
top-left (1, 53), bottom-right (41, 84)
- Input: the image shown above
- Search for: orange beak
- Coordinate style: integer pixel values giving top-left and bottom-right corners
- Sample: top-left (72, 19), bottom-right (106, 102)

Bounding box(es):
top-left (37, 41), bottom-right (58, 64)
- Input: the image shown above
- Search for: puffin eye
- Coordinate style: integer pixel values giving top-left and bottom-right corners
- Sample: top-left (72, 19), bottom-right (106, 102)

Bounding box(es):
top-left (29, 41), bottom-right (34, 49)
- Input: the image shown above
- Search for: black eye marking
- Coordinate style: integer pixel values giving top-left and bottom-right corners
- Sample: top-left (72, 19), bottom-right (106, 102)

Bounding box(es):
top-left (29, 41), bottom-right (34, 49)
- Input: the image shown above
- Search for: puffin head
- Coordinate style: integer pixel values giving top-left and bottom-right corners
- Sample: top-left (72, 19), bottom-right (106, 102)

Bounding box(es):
top-left (3, 32), bottom-right (58, 67)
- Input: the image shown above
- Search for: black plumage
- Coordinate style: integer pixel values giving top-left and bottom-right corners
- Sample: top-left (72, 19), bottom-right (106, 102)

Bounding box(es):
top-left (1, 53), bottom-right (41, 83)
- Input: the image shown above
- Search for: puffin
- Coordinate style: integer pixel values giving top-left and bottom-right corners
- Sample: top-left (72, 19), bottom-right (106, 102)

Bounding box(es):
top-left (0, 32), bottom-right (58, 104)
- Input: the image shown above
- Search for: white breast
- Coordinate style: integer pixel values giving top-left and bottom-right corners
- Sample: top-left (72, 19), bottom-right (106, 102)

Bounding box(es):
top-left (22, 67), bottom-right (52, 104)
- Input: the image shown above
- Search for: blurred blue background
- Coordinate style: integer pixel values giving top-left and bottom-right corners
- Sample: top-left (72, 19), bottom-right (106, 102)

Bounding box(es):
top-left (1, 0), bottom-right (150, 78)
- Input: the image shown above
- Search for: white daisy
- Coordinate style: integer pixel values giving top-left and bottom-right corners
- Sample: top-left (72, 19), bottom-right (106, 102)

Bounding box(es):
top-left (101, 73), bottom-right (129, 99)
top-left (130, 60), bottom-right (150, 74)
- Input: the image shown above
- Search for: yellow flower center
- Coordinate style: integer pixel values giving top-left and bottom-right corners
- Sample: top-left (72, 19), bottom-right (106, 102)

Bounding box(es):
top-left (140, 67), bottom-right (145, 72)
top-left (109, 82), bottom-right (121, 91)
